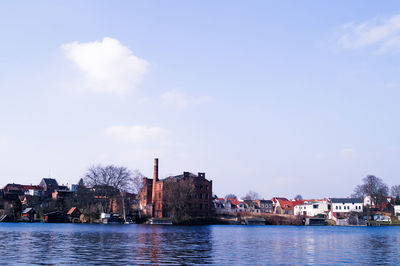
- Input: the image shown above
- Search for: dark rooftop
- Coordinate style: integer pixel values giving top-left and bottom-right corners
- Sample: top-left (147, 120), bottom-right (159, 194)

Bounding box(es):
top-left (42, 178), bottom-right (59, 187)
top-left (330, 198), bottom-right (363, 204)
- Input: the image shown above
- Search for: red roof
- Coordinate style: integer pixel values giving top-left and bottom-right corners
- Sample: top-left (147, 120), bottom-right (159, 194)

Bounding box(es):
top-left (292, 200), bottom-right (305, 206)
top-left (231, 199), bottom-right (240, 206)
top-left (22, 185), bottom-right (43, 191)
top-left (67, 207), bottom-right (80, 215)
top-left (277, 199), bottom-right (294, 210)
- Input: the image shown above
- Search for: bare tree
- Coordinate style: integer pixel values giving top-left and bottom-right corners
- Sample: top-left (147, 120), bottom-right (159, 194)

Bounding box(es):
top-left (163, 179), bottom-right (195, 224)
top-left (225, 194), bottom-right (237, 199)
top-left (391, 185), bottom-right (400, 198)
top-left (294, 194), bottom-right (303, 200)
top-left (242, 190), bottom-right (261, 200)
top-left (83, 165), bottom-right (143, 193)
top-left (131, 169), bottom-right (144, 195)
top-left (352, 175), bottom-right (389, 209)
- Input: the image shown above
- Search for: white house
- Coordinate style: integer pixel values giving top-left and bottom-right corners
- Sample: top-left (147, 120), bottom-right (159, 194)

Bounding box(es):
top-left (236, 201), bottom-right (247, 213)
top-left (363, 196), bottom-right (374, 207)
top-left (329, 198), bottom-right (363, 221)
top-left (294, 200), bottom-right (330, 217)
top-left (394, 205), bottom-right (400, 216)
top-left (330, 198), bottom-right (363, 213)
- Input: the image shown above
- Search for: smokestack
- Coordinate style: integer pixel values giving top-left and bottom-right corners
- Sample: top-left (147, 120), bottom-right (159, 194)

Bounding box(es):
top-left (153, 158), bottom-right (159, 181)
top-left (151, 158), bottom-right (159, 208)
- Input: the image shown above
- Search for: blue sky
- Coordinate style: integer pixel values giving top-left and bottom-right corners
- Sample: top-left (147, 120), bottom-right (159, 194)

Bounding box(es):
top-left (1, 1), bottom-right (400, 198)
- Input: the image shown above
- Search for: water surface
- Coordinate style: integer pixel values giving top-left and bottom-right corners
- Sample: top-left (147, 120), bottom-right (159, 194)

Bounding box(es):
top-left (0, 223), bottom-right (399, 265)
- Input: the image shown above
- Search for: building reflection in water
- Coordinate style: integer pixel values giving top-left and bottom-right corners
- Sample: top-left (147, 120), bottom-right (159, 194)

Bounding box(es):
top-left (1, 224), bottom-right (400, 264)
top-left (136, 225), bottom-right (213, 264)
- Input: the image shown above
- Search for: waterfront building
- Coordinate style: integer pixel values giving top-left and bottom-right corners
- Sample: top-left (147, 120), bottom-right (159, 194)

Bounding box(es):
top-left (244, 200), bottom-right (260, 214)
top-left (21, 208), bottom-right (36, 222)
top-left (67, 207), bottom-right (81, 223)
top-left (139, 158), bottom-right (213, 218)
top-left (255, 200), bottom-right (273, 213)
top-left (328, 198), bottom-right (363, 221)
top-left (294, 199), bottom-right (330, 217)
top-left (395, 205), bottom-right (400, 216)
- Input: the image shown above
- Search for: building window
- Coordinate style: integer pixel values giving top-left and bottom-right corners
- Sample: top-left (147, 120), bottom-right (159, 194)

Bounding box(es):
top-left (199, 194), bottom-right (203, 199)
top-left (336, 206), bottom-right (338, 210)
top-left (200, 204), bottom-right (203, 209)
top-left (206, 185), bottom-right (209, 190)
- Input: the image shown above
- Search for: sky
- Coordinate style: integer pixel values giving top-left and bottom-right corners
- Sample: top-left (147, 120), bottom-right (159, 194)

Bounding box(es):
top-left (1, 1), bottom-right (400, 199)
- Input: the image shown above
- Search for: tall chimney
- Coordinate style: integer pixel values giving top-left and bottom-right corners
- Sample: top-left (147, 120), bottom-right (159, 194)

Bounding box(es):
top-left (153, 158), bottom-right (159, 181)
top-left (151, 158), bottom-right (158, 206)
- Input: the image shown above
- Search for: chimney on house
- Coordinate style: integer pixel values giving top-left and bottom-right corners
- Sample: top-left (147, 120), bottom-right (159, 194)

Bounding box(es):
top-left (151, 158), bottom-right (158, 206)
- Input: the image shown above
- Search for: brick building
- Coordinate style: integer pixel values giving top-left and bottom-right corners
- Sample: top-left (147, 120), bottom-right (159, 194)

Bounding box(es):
top-left (139, 158), bottom-right (214, 218)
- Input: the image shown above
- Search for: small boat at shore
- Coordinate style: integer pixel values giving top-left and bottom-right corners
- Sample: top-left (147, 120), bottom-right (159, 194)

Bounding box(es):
top-left (101, 213), bottom-right (124, 224)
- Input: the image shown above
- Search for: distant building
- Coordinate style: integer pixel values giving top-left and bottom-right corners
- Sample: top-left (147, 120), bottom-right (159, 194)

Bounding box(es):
top-left (255, 200), bottom-right (273, 213)
top-left (39, 178), bottom-right (59, 194)
top-left (67, 207), bottom-right (81, 223)
top-left (328, 198), bottom-right (363, 221)
top-left (52, 190), bottom-right (74, 200)
top-left (21, 208), bottom-right (36, 222)
top-left (294, 199), bottom-right (330, 217)
top-left (395, 205), bottom-right (400, 216)
top-left (68, 184), bottom-right (78, 192)
top-left (244, 200), bottom-right (260, 214)
top-left (22, 185), bottom-right (43, 196)
top-left (139, 158), bottom-right (213, 218)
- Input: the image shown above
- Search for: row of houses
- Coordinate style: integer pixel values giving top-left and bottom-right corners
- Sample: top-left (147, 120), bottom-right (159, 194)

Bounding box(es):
top-left (1, 178), bottom-right (77, 202)
top-left (213, 196), bottom-right (371, 223)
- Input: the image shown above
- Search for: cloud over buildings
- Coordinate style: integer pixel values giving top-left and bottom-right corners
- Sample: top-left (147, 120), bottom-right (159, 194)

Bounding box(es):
top-left (61, 37), bottom-right (149, 93)
top-left (339, 13), bottom-right (400, 53)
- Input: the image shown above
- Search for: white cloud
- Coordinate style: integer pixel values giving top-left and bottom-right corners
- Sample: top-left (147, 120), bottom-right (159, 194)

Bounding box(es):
top-left (160, 90), bottom-right (189, 109)
top-left (160, 89), bottom-right (214, 109)
top-left (61, 37), bottom-right (149, 93)
top-left (338, 14), bottom-right (400, 52)
top-left (106, 125), bottom-right (170, 144)
top-left (340, 148), bottom-right (355, 157)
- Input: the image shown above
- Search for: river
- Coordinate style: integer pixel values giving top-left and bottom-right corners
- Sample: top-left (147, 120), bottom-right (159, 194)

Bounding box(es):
top-left (0, 223), bottom-right (398, 265)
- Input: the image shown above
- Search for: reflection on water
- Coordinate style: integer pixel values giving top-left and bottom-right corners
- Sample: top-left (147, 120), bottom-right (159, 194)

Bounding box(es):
top-left (0, 224), bottom-right (399, 264)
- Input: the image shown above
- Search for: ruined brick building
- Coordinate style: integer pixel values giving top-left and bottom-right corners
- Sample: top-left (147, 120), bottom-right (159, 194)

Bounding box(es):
top-left (139, 158), bottom-right (214, 218)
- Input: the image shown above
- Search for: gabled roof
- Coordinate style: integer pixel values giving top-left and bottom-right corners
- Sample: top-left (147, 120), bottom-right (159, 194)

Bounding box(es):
top-left (67, 207), bottom-right (80, 215)
top-left (275, 198), bottom-right (294, 210)
top-left (3, 183), bottom-right (23, 191)
top-left (22, 208), bottom-right (35, 214)
top-left (42, 178), bottom-right (58, 187)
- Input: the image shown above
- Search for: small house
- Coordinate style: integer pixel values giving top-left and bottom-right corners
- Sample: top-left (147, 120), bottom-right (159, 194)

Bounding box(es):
top-left (67, 207), bottom-right (81, 223)
top-left (21, 208), bottom-right (36, 222)
top-left (44, 211), bottom-right (68, 223)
